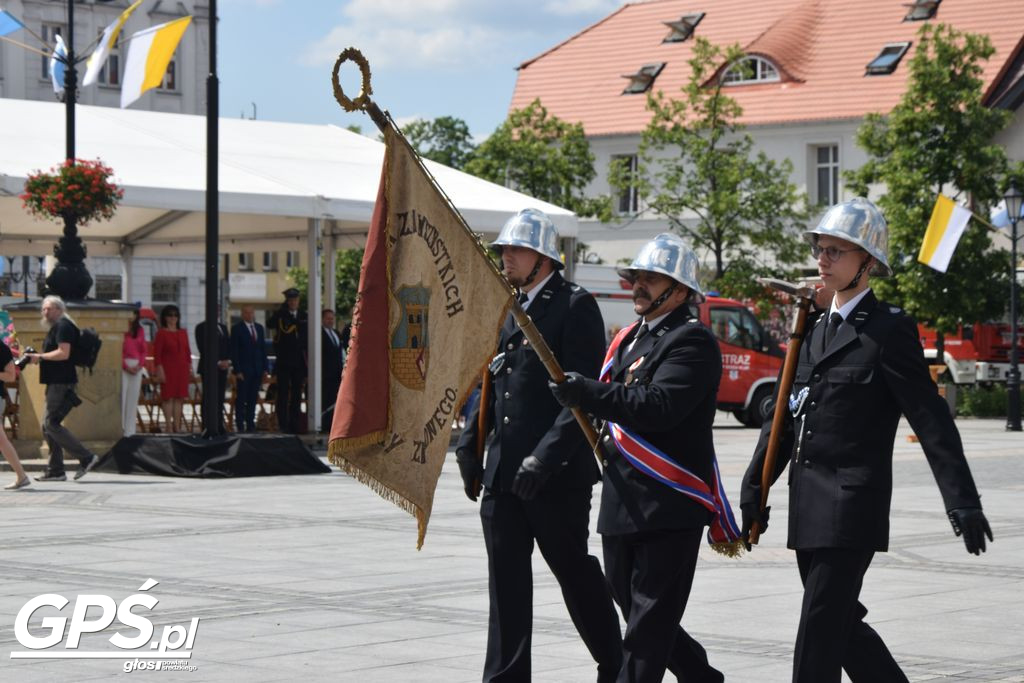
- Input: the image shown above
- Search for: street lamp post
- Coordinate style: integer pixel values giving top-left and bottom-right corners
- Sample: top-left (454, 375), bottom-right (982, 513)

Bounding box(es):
top-left (4, 256), bottom-right (47, 300)
top-left (1004, 184), bottom-right (1022, 432)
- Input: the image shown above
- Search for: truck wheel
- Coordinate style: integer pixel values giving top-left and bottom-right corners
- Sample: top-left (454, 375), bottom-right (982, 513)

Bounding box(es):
top-left (746, 385), bottom-right (775, 428)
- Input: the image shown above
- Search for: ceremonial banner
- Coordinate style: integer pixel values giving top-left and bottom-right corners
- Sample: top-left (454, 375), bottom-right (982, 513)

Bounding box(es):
top-left (329, 126), bottom-right (513, 548)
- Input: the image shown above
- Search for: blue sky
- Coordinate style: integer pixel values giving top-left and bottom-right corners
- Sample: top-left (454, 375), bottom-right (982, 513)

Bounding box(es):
top-left (218, 0), bottom-right (621, 139)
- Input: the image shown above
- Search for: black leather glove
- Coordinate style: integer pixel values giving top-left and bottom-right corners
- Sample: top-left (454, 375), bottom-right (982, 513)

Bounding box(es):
top-left (948, 507), bottom-right (993, 555)
top-left (548, 371), bottom-right (587, 408)
top-left (511, 455), bottom-right (555, 501)
top-left (740, 503), bottom-right (770, 551)
top-left (454, 449), bottom-right (483, 502)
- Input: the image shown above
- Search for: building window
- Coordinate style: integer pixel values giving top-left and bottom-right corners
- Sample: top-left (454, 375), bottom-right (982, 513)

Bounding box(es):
top-left (812, 145), bottom-right (839, 206)
top-left (161, 57), bottom-right (177, 91)
top-left (262, 252), bottom-right (277, 272)
top-left (866, 43), bottom-right (911, 76)
top-left (612, 154), bottom-right (639, 215)
top-left (151, 277), bottom-right (183, 310)
top-left (904, 0), bottom-right (940, 21)
top-left (286, 251), bottom-right (300, 268)
top-left (40, 24), bottom-right (65, 80)
top-left (622, 63), bottom-right (665, 95)
top-left (662, 13), bottom-right (704, 43)
top-left (238, 253), bottom-right (253, 271)
top-left (94, 275), bottom-right (122, 301)
top-left (722, 57), bottom-right (780, 85)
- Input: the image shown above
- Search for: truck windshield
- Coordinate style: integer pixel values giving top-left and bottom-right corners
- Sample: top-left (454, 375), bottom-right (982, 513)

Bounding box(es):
top-left (710, 306), bottom-right (763, 351)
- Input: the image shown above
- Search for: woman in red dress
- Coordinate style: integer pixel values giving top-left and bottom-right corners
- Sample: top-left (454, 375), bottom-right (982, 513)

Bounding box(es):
top-left (154, 305), bottom-right (192, 432)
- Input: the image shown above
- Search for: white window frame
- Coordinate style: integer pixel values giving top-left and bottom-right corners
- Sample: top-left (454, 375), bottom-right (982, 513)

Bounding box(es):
top-left (612, 154), bottom-right (639, 215)
top-left (811, 144), bottom-right (840, 207)
top-left (238, 253), bottom-right (253, 272)
top-left (721, 57), bottom-right (780, 86)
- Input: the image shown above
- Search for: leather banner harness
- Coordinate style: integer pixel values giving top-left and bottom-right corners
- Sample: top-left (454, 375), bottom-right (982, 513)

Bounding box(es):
top-left (600, 322), bottom-right (742, 554)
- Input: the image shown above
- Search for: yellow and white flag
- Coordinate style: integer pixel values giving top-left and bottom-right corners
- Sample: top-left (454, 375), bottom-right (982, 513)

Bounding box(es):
top-left (918, 194), bottom-right (972, 273)
top-left (120, 15), bottom-right (191, 109)
top-left (83, 0), bottom-right (142, 87)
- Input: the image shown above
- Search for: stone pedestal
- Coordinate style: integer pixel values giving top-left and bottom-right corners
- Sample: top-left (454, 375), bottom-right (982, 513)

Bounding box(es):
top-left (4, 300), bottom-right (136, 454)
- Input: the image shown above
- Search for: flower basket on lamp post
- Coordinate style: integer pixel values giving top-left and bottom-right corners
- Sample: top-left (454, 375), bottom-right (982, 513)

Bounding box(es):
top-left (19, 158), bottom-right (124, 300)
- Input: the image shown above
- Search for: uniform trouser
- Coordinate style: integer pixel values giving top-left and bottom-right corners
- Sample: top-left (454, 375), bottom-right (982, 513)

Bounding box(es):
top-left (793, 548), bottom-right (907, 683)
top-left (235, 375), bottom-right (260, 432)
top-left (274, 368), bottom-right (304, 433)
top-left (42, 383), bottom-right (91, 475)
top-left (479, 487), bottom-right (623, 683)
top-left (602, 528), bottom-right (723, 683)
top-left (121, 370), bottom-right (143, 437)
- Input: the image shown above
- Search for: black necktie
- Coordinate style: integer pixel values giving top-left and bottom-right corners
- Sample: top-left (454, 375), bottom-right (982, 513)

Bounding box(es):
top-left (635, 322), bottom-right (649, 343)
top-left (824, 312), bottom-right (843, 350)
top-left (517, 291), bottom-right (529, 306)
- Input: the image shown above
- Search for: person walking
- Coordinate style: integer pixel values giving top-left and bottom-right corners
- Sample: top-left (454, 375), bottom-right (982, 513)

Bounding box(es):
top-left (27, 296), bottom-right (99, 482)
top-left (121, 309), bottom-right (147, 437)
top-left (739, 198), bottom-right (993, 683)
top-left (456, 208), bottom-right (623, 683)
top-left (550, 234), bottom-right (734, 683)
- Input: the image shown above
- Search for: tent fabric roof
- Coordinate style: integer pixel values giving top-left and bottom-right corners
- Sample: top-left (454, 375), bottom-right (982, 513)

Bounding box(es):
top-left (0, 98), bottom-right (577, 258)
top-left (510, 0), bottom-right (1024, 137)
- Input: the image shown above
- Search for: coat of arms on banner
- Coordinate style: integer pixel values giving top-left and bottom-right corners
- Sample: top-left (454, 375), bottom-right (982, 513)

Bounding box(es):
top-left (391, 284), bottom-right (431, 391)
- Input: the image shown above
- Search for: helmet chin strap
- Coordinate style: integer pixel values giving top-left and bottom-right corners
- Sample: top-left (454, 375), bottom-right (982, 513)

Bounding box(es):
top-left (639, 281), bottom-right (678, 317)
top-left (839, 256), bottom-right (873, 292)
top-left (522, 254), bottom-right (545, 287)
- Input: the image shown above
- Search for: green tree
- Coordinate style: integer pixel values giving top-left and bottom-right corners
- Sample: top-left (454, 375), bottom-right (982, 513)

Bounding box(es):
top-left (402, 116), bottom-right (476, 170)
top-left (615, 38), bottom-right (809, 303)
top-left (847, 23), bottom-right (1012, 334)
top-left (465, 99), bottom-right (611, 219)
top-left (287, 248), bottom-right (364, 320)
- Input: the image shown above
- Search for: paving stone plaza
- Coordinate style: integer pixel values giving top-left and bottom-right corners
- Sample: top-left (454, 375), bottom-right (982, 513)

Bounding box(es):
top-left (0, 415), bottom-right (1019, 682)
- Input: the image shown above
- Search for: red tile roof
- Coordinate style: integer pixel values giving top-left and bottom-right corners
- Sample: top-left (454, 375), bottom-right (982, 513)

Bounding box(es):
top-left (510, 0), bottom-right (1024, 136)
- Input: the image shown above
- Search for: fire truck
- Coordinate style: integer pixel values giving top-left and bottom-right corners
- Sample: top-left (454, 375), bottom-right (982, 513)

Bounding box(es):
top-left (576, 264), bottom-right (785, 427)
top-left (918, 322), bottom-right (1023, 385)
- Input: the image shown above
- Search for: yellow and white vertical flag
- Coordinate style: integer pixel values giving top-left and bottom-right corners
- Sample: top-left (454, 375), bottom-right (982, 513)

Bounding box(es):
top-left (83, 0), bottom-right (143, 87)
top-left (120, 15), bottom-right (191, 109)
top-left (918, 194), bottom-right (972, 273)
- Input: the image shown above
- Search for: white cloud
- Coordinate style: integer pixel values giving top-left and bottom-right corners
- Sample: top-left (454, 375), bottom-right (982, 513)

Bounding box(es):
top-left (542, 0), bottom-right (620, 17)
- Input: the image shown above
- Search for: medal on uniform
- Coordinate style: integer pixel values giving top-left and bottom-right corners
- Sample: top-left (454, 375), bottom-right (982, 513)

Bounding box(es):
top-left (625, 356), bottom-right (645, 384)
top-left (789, 386), bottom-right (809, 417)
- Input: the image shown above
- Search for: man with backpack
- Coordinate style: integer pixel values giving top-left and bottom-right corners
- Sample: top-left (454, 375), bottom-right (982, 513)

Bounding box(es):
top-left (26, 295), bottom-right (99, 482)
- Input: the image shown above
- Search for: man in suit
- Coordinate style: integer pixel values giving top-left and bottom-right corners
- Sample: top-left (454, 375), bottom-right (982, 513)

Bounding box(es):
top-left (195, 316), bottom-right (230, 433)
top-left (456, 208), bottom-right (622, 682)
top-left (320, 308), bottom-right (344, 431)
top-left (550, 234), bottom-right (733, 683)
top-left (230, 305), bottom-right (268, 433)
top-left (739, 198), bottom-right (993, 683)
top-left (268, 287), bottom-right (307, 433)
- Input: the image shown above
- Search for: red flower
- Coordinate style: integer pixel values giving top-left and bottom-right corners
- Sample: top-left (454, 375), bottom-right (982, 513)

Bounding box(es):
top-left (20, 158), bottom-right (123, 226)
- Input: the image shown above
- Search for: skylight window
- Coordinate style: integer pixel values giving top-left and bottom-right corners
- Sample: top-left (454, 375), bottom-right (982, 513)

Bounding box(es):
top-left (865, 42), bottom-right (911, 75)
top-left (721, 57), bottom-right (780, 85)
top-left (622, 63), bottom-right (665, 95)
top-left (903, 0), bottom-right (941, 21)
top-left (663, 13), bottom-right (705, 43)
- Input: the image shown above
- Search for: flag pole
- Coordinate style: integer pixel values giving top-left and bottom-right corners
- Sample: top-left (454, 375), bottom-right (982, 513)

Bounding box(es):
top-left (331, 48), bottom-right (602, 462)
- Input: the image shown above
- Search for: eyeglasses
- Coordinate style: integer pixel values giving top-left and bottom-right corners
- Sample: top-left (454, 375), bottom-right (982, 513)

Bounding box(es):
top-left (810, 244), bottom-right (861, 262)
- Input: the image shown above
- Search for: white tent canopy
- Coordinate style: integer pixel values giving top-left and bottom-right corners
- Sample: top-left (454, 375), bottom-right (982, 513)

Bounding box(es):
top-left (0, 98), bottom-right (578, 258)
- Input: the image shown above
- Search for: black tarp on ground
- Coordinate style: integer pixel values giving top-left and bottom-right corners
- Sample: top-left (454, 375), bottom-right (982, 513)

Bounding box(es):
top-left (98, 434), bottom-right (331, 478)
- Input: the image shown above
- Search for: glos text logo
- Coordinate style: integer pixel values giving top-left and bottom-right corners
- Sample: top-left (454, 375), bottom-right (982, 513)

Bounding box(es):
top-left (10, 578), bottom-right (199, 668)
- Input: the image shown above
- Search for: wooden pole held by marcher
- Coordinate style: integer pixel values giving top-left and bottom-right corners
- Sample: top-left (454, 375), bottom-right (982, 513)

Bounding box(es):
top-left (331, 47), bottom-right (601, 469)
top-left (749, 278), bottom-right (816, 545)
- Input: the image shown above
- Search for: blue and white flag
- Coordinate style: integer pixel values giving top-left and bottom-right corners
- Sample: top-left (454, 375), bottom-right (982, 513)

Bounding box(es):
top-left (990, 199), bottom-right (1022, 231)
top-left (0, 9), bottom-right (25, 37)
top-left (49, 34), bottom-right (68, 94)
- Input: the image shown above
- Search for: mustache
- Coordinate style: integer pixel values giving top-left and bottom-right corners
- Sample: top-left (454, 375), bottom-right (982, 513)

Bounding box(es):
top-left (632, 288), bottom-right (651, 301)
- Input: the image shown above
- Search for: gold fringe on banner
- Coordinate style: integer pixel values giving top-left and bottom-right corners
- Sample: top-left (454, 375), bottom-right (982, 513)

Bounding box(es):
top-left (711, 540), bottom-right (745, 558)
top-left (330, 454), bottom-right (429, 549)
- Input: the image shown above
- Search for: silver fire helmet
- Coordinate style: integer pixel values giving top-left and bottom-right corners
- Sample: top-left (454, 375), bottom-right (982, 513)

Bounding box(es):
top-left (804, 197), bottom-right (892, 277)
top-left (616, 233), bottom-right (705, 303)
top-left (491, 208), bottom-right (564, 269)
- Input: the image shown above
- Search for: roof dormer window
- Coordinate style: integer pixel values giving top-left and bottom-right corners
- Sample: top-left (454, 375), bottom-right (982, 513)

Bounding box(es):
top-left (865, 42), bottom-right (911, 75)
top-left (721, 57), bottom-right (780, 85)
top-left (903, 0), bottom-right (941, 21)
top-left (622, 63), bottom-right (665, 94)
top-left (662, 13), bottom-right (705, 43)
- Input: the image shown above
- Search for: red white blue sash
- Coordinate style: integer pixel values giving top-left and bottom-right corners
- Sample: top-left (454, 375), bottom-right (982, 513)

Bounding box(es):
top-left (601, 322), bottom-right (741, 546)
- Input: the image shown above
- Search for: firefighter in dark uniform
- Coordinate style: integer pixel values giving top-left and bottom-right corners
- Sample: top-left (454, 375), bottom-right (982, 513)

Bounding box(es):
top-left (550, 234), bottom-right (733, 683)
top-left (739, 198), bottom-right (993, 683)
top-left (456, 208), bottom-right (623, 682)
top-left (269, 287), bottom-right (308, 433)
